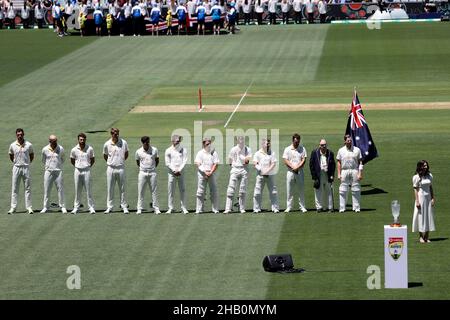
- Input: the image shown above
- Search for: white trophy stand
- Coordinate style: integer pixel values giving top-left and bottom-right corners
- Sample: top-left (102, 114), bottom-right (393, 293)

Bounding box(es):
top-left (384, 200), bottom-right (408, 289)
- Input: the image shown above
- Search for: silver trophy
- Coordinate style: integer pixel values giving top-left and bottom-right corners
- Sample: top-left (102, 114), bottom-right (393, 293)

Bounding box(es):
top-left (391, 200), bottom-right (400, 226)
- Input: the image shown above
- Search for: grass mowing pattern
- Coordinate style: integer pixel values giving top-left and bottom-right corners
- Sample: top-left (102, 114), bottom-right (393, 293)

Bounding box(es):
top-left (1, 25), bottom-right (450, 299)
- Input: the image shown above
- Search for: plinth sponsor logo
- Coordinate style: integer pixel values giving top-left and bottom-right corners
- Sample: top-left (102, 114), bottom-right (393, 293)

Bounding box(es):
top-left (388, 237), bottom-right (403, 261)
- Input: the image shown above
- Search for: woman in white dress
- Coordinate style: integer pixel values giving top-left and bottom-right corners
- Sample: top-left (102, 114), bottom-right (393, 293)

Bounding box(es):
top-left (412, 160), bottom-right (436, 243)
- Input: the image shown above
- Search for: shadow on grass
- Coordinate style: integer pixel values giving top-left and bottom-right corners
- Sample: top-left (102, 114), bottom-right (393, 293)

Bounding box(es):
top-left (429, 237), bottom-right (448, 242)
top-left (361, 184), bottom-right (388, 196)
top-left (408, 282), bottom-right (423, 288)
top-left (86, 130), bottom-right (108, 134)
top-left (345, 205), bottom-right (376, 212)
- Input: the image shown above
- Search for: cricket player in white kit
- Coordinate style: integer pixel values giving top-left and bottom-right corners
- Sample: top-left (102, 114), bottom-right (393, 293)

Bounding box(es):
top-left (336, 134), bottom-right (363, 213)
top-left (70, 133), bottom-right (95, 214)
top-left (165, 135), bottom-right (188, 214)
top-left (135, 136), bottom-right (160, 215)
top-left (103, 128), bottom-right (129, 214)
top-left (8, 128), bottom-right (34, 214)
top-left (253, 138), bottom-right (279, 213)
top-left (224, 136), bottom-right (252, 214)
top-left (195, 137), bottom-right (220, 214)
top-left (282, 133), bottom-right (308, 213)
top-left (40, 135), bottom-right (67, 213)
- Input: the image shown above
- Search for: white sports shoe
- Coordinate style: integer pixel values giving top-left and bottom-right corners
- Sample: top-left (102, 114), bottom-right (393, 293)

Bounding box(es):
top-left (154, 209), bottom-right (161, 215)
top-left (339, 209), bottom-right (345, 213)
top-left (212, 210), bottom-right (220, 214)
top-left (301, 208), bottom-right (308, 213)
top-left (273, 209), bottom-right (280, 213)
top-left (284, 208), bottom-right (291, 213)
top-left (71, 208), bottom-right (78, 214)
top-left (123, 208), bottom-right (129, 214)
top-left (61, 208), bottom-right (67, 214)
top-left (40, 208), bottom-right (47, 214)
top-left (27, 208), bottom-right (34, 214)
top-left (7, 208), bottom-right (16, 214)
top-left (136, 209), bottom-right (142, 215)
top-left (223, 210), bottom-right (231, 214)
top-left (104, 208), bottom-right (112, 214)
top-left (89, 208), bottom-right (96, 214)
top-left (240, 210), bottom-right (246, 214)
top-left (166, 209), bottom-right (173, 214)
top-left (181, 208), bottom-right (189, 214)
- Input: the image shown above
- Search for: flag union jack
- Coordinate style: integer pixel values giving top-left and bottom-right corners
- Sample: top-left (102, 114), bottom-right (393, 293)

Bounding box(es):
top-left (350, 94), bottom-right (366, 129)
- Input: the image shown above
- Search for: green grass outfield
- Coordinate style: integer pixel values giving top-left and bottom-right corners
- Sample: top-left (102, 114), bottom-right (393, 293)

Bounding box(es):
top-left (0, 24), bottom-right (450, 299)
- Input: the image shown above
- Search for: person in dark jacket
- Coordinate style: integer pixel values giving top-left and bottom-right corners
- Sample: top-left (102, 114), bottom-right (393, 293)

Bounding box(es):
top-left (309, 139), bottom-right (336, 212)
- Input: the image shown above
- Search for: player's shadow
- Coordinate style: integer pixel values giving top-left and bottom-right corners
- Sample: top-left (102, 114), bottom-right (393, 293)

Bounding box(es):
top-left (408, 282), bottom-right (423, 288)
top-left (345, 205), bottom-right (376, 212)
top-left (429, 237), bottom-right (448, 242)
top-left (86, 130), bottom-right (108, 134)
top-left (361, 184), bottom-right (388, 196)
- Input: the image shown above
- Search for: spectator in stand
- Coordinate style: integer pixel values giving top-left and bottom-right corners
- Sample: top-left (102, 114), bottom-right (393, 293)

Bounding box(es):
top-left (176, 2), bottom-right (188, 35)
top-left (305, 0), bottom-right (314, 24)
top-left (0, 3), bottom-right (4, 29)
top-left (165, 8), bottom-right (172, 35)
top-left (196, 1), bottom-right (206, 35)
top-left (123, 0), bottom-right (132, 35)
top-left (204, 0), bottom-right (211, 15)
top-left (116, 5), bottom-right (126, 36)
top-left (7, 1), bottom-right (16, 29)
top-left (79, 10), bottom-right (87, 36)
top-left (268, 0), bottom-right (277, 25)
top-left (234, 0), bottom-right (242, 25)
top-left (210, 0), bottom-right (221, 35)
top-left (281, 0), bottom-right (290, 24)
top-left (227, 1), bottom-right (236, 33)
top-left (187, 0), bottom-right (196, 18)
top-left (254, 0), bottom-right (263, 25)
top-left (108, 0), bottom-right (117, 34)
top-left (54, 2), bottom-right (64, 36)
top-left (242, 0), bottom-right (251, 25)
top-left (131, 0), bottom-right (142, 36)
top-left (106, 13), bottom-right (113, 36)
top-left (150, 2), bottom-right (160, 36)
top-left (93, 5), bottom-right (103, 36)
top-left (318, 0), bottom-right (327, 23)
top-left (34, 1), bottom-right (45, 29)
top-left (20, 1), bottom-right (31, 29)
top-left (292, 0), bottom-right (302, 24)
top-left (138, 0), bottom-right (147, 35)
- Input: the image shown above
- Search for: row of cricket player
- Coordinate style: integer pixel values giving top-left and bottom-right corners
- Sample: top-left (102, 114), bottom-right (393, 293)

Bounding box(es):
top-left (8, 128), bottom-right (364, 215)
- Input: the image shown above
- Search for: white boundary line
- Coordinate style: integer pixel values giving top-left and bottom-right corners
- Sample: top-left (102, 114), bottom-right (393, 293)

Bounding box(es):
top-left (331, 19), bottom-right (441, 24)
top-left (224, 81), bottom-right (254, 128)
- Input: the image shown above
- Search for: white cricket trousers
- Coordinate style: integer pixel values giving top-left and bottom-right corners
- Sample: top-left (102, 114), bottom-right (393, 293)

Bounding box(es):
top-left (137, 170), bottom-right (159, 211)
top-left (196, 171), bottom-right (218, 213)
top-left (11, 166), bottom-right (32, 210)
top-left (106, 166), bottom-right (127, 210)
top-left (225, 167), bottom-right (249, 212)
top-left (43, 170), bottom-right (65, 209)
top-left (339, 169), bottom-right (360, 211)
top-left (286, 170), bottom-right (306, 211)
top-left (73, 167), bottom-right (94, 211)
top-left (253, 175), bottom-right (279, 212)
top-left (314, 171), bottom-right (333, 210)
top-left (167, 172), bottom-right (186, 211)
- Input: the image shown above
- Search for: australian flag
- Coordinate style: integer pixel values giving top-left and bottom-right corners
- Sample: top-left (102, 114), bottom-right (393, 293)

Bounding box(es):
top-left (345, 91), bottom-right (378, 164)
